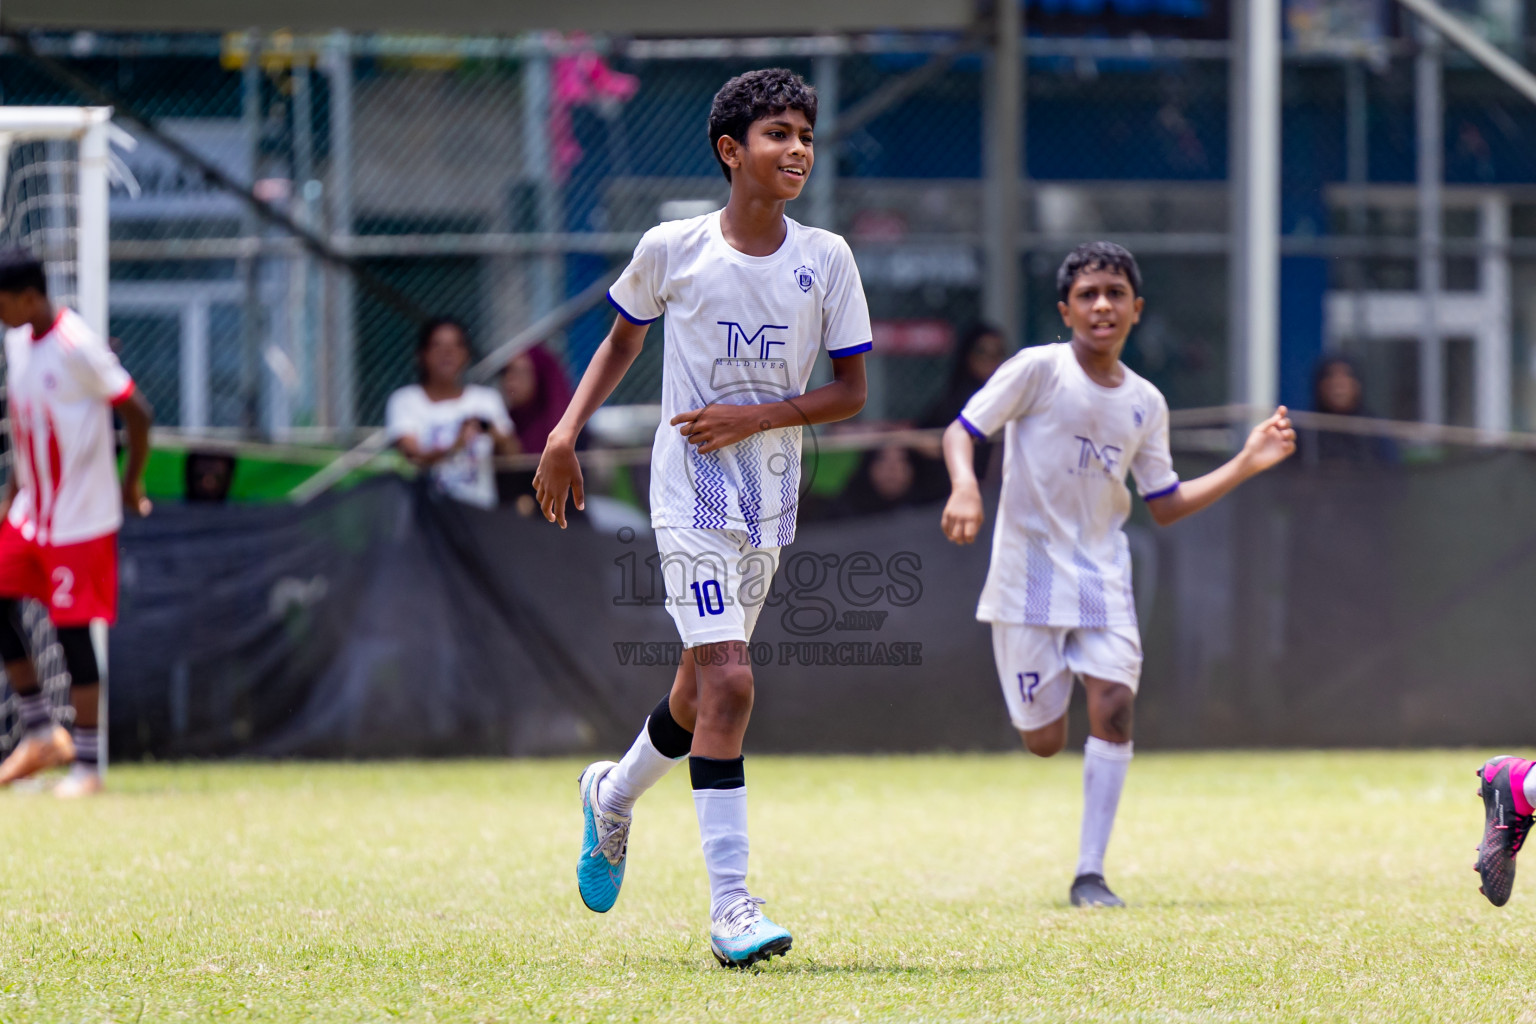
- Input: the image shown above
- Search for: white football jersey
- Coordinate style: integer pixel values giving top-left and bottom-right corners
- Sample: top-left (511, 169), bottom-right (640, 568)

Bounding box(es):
top-left (385, 384), bottom-right (512, 510)
top-left (960, 342), bottom-right (1179, 629)
top-left (608, 211), bottom-right (872, 548)
top-left (4, 308), bottom-right (135, 546)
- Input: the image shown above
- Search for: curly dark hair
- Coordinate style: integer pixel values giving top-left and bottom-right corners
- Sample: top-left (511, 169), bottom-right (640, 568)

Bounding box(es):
top-left (1055, 241), bottom-right (1142, 303)
top-left (0, 246), bottom-right (47, 296)
top-left (707, 68), bottom-right (818, 183)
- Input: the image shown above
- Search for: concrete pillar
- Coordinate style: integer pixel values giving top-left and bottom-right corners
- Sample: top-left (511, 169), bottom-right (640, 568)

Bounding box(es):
top-left (809, 50), bottom-right (839, 231)
top-left (1416, 21), bottom-right (1444, 425)
top-left (1478, 192), bottom-right (1510, 431)
top-left (1230, 0), bottom-right (1280, 415)
top-left (982, 0), bottom-right (1022, 344)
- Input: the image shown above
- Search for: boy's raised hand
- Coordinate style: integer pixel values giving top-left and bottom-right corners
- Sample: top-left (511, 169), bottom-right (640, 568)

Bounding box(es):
top-left (534, 439), bottom-right (585, 529)
top-left (942, 484), bottom-right (986, 545)
top-left (1242, 405), bottom-right (1297, 473)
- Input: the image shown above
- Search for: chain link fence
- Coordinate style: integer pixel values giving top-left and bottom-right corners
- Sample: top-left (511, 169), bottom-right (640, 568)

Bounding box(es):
top-left (0, 23), bottom-right (1531, 443)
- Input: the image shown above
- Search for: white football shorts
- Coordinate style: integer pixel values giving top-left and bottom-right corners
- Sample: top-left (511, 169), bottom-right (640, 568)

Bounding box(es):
top-left (656, 527), bottom-right (782, 648)
top-left (989, 622), bottom-right (1143, 732)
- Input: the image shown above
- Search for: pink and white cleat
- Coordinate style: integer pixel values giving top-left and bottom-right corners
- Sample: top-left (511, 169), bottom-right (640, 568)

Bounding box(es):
top-left (1476, 756), bottom-right (1534, 907)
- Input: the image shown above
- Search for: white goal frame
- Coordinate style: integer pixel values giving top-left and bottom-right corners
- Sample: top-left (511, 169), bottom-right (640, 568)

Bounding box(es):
top-left (0, 106), bottom-right (113, 340)
top-left (0, 106), bottom-right (116, 774)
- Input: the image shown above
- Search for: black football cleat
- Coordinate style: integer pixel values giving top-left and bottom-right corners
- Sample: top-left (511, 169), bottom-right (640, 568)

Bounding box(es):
top-left (1476, 758), bottom-right (1533, 907)
top-left (1069, 873), bottom-right (1126, 908)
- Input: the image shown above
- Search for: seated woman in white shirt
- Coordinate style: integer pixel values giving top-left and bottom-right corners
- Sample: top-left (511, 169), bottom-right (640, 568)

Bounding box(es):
top-left (385, 317), bottom-right (515, 509)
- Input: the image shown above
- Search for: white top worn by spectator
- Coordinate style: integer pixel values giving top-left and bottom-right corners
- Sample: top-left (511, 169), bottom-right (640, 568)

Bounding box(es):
top-left (607, 210), bottom-right (872, 547)
top-left (385, 384), bottom-right (511, 509)
top-left (959, 341), bottom-right (1179, 629)
top-left (4, 308), bottom-right (136, 545)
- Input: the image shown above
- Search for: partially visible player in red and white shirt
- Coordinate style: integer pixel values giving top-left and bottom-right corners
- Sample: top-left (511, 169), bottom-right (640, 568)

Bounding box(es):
top-left (0, 248), bottom-right (152, 797)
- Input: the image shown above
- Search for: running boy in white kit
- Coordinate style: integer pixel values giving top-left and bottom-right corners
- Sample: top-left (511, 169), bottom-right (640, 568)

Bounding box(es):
top-left (534, 69), bottom-right (870, 967)
top-left (941, 241), bottom-right (1295, 907)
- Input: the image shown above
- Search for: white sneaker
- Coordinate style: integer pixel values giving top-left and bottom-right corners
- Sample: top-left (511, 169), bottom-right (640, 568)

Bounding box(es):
top-left (54, 765), bottom-right (103, 798)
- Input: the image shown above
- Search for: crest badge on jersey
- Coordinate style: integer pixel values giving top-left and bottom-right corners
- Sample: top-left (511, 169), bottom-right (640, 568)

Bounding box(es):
top-left (793, 265), bottom-right (815, 293)
top-left (1132, 405), bottom-right (1144, 427)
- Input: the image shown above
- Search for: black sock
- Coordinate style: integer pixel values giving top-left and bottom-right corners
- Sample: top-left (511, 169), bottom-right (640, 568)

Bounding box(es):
top-left (689, 754), bottom-right (746, 791)
top-left (646, 694), bottom-right (694, 759)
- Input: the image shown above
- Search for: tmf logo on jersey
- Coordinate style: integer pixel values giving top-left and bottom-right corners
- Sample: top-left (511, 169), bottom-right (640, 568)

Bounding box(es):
top-left (718, 321), bottom-right (788, 359)
top-left (1074, 435), bottom-right (1123, 476)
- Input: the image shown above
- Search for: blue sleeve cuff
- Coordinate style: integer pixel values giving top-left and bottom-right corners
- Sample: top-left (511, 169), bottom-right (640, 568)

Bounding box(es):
top-left (607, 292), bottom-right (660, 326)
top-left (957, 413), bottom-right (986, 441)
top-left (828, 340), bottom-right (872, 358)
top-left (1142, 481), bottom-right (1180, 502)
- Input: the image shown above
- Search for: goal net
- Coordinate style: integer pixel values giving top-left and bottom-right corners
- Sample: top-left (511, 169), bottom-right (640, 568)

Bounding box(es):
top-left (0, 107), bottom-right (114, 758)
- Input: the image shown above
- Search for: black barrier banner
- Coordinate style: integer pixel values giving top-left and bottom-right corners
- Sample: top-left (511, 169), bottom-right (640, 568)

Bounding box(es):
top-left (109, 450), bottom-right (1536, 759)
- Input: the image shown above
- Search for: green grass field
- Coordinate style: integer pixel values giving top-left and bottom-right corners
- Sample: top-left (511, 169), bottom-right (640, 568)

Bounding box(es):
top-left (0, 752), bottom-right (1527, 1022)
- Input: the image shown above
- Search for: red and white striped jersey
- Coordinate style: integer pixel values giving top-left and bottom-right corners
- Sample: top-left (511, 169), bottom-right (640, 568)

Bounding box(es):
top-left (4, 308), bottom-right (134, 546)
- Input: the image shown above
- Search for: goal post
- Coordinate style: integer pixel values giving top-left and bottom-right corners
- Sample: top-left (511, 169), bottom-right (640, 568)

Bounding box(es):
top-left (0, 105), bottom-right (116, 771)
top-left (0, 106), bottom-right (114, 338)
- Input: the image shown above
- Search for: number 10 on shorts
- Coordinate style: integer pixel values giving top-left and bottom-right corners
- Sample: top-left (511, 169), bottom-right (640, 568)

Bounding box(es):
top-left (691, 579), bottom-right (725, 617)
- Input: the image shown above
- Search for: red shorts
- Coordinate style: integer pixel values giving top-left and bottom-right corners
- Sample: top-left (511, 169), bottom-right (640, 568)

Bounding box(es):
top-left (0, 520), bottom-right (118, 626)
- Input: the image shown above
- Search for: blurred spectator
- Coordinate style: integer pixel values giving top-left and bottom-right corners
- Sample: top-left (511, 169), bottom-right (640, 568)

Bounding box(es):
top-left (497, 344), bottom-right (582, 519)
top-left (920, 323), bottom-right (1007, 431)
top-left (916, 323), bottom-right (1008, 495)
top-left (830, 444), bottom-right (931, 518)
top-left (500, 343), bottom-right (574, 455)
top-left (1302, 354), bottom-right (1397, 466)
top-left (185, 451), bottom-right (236, 503)
top-left (386, 317), bottom-right (515, 509)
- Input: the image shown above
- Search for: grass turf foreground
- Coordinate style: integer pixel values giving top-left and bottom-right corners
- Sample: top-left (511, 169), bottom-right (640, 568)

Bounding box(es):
top-left (0, 752), bottom-right (1525, 1023)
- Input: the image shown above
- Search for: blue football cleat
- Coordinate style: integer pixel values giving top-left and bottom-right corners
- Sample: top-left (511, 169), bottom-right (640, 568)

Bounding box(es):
top-left (708, 895), bottom-right (792, 968)
top-left (577, 761), bottom-right (630, 913)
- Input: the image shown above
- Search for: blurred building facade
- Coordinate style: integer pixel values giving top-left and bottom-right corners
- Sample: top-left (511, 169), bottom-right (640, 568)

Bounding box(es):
top-left (0, 0), bottom-right (1533, 438)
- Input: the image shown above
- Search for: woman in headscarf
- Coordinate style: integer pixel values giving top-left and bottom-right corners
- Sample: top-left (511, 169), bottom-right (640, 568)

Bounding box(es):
top-left (836, 443), bottom-right (928, 518)
top-left (501, 343), bottom-right (574, 455)
top-left (1303, 354), bottom-right (1397, 467)
top-left (919, 323), bottom-right (1008, 433)
top-left (498, 344), bottom-right (580, 516)
top-left (915, 323), bottom-right (1008, 497)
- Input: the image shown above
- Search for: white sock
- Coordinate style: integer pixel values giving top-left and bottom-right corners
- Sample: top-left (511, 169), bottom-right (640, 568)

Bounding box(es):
top-left (694, 785), bottom-right (749, 919)
top-left (597, 718), bottom-right (679, 816)
top-left (1077, 736), bottom-right (1133, 879)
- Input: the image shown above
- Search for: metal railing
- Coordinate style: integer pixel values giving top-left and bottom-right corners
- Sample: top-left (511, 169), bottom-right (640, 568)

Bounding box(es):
top-left (0, 23), bottom-right (1529, 443)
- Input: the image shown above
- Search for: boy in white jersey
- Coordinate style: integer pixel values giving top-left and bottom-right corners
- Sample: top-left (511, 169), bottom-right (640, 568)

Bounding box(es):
top-left (942, 242), bottom-right (1295, 907)
top-left (0, 249), bottom-right (153, 797)
top-left (534, 69), bottom-right (870, 967)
